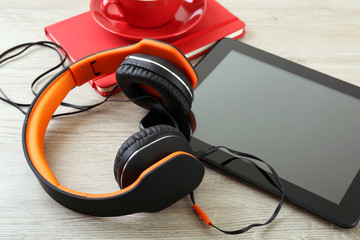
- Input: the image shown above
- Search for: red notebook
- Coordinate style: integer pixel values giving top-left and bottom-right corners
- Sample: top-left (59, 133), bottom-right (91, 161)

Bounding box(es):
top-left (45, 0), bottom-right (245, 96)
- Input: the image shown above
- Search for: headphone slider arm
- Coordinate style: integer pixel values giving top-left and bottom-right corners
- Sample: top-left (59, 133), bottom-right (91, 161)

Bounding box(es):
top-left (69, 54), bottom-right (102, 86)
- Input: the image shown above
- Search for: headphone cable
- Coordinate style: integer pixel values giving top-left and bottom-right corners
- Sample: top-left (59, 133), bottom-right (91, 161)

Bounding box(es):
top-left (0, 41), bottom-right (108, 117)
top-left (192, 146), bottom-right (285, 235)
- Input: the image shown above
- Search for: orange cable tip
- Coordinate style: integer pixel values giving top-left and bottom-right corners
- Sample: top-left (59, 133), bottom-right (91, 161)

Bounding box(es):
top-left (193, 203), bottom-right (212, 226)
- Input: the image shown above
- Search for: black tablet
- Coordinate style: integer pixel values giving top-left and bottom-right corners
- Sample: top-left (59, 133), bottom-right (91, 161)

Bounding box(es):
top-left (190, 38), bottom-right (360, 228)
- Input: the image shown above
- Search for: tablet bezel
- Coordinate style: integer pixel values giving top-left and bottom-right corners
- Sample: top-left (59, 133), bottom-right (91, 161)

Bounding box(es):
top-left (190, 38), bottom-right (360, 228)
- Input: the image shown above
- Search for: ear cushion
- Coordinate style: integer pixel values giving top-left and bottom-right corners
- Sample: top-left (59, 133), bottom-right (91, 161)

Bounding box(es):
top-left (114, 125), bottom-right (193, 189)
top-left (116, 54), bottom-right (194, 117)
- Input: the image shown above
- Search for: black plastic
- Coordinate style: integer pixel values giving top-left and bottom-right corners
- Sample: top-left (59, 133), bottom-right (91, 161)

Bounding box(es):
top-left (24, 142), bottom-right (204, 216)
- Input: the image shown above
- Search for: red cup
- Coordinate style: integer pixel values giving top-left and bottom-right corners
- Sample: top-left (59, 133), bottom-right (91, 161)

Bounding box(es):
top-left (101, 0), bottom-right (182, 28)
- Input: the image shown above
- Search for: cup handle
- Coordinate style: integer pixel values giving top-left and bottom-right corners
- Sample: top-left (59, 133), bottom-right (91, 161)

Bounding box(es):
top-left (102, 0), bottom-right (126, 21)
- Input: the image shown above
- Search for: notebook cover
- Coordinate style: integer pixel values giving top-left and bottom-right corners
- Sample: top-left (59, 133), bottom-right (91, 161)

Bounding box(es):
top-left (45, 0), bottom-right (245, 96)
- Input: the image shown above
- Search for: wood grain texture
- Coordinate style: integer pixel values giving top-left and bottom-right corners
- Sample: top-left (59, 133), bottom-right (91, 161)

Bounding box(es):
top-left (0, 0), bottom-right (359, 239)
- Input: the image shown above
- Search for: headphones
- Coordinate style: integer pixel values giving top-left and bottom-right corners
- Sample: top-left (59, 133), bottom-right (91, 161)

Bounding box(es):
top-left (22, 39), bottom-right (284, 234)
top-left (22, 38), bottom-right (204, 216)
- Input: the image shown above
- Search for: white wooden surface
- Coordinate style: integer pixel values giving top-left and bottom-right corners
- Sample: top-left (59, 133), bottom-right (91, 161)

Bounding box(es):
top-left (0, 0), bottom-right (359, 239)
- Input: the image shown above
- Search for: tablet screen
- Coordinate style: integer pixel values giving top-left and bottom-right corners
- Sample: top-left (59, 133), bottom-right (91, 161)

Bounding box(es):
top-left (190, 40), bottom-right (360, 226)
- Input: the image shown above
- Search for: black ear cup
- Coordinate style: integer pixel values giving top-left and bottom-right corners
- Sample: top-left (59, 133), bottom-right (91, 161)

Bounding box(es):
top-left (116, 54), bottom-right (194, 116)
top-left (114, 125), bottom-right (193, 189)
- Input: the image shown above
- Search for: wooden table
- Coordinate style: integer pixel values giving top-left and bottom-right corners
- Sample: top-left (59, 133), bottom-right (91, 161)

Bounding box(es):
top-left (1, 0), bottom-right (359, 239)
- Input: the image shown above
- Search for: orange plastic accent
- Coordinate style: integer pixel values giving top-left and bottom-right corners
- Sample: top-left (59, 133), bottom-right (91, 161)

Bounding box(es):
top-left (69, 54), bottom-right (100, 86)
top-left (26, 70), bottom-right (77, 186)
top-left (69, 39), bottom-right (198, 88)
top-left (58, 185), bottom-right (88, 197)
top-left (193, 203), bottom-right (213, 226)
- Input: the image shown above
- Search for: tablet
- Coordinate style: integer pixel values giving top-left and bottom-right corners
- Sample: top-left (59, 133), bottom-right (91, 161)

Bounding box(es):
top-left (190, 38), bottom-right (360, 228)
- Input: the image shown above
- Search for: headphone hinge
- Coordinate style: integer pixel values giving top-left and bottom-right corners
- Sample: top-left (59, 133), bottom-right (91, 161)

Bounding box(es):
top-left (90, 60), bottom-right (102, 76)
top-left (69, 54), bottom-right (103, 86)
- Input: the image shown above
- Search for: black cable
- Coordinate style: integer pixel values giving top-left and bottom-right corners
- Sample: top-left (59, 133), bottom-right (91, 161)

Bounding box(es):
top-left (0, 41), bottom-right (68, 108)
top-left (0, 88), bottom-right (27, 114)
top-left (51, 86), bottom-right (118, 118)
top-left (192, 146), bottom-right (285, 235)
top-left (0, 41), bottom-right (96, 114)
